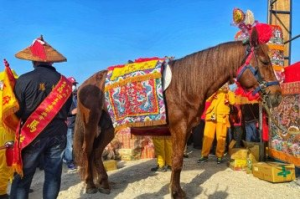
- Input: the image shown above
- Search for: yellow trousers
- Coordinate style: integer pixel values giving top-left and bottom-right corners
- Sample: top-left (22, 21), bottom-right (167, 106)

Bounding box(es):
top-left (152, 137), bottom-right (172, 168)
top-left (201, 120), bottom-right (228, 158)
top-left (0, 128), bottom-right (14, 195)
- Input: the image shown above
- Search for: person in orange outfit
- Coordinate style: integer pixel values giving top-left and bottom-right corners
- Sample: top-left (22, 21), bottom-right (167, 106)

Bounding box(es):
top-left (198, 83), bottom-right (235, 164)
top-left (151, 136), bottom-right (172, 172)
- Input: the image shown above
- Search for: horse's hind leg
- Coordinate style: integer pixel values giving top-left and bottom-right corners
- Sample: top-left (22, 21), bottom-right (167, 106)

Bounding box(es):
top-left (93, 111), bottom-right (115, 194)
top-left (81, 107), bottom-right (101, 194)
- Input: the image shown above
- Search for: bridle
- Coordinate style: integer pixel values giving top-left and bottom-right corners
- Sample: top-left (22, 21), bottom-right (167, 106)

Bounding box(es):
top-left (236, 44), bottom-right (287, 132)
top-left (236, 44), bottom-right (279, 99)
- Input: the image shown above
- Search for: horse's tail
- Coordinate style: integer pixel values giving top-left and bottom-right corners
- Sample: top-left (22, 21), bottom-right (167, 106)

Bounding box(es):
top-left (73, 105), bottom-right (86, 179)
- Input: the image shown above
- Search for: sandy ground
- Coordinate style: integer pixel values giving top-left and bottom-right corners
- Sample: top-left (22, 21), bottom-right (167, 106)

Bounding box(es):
top-left (25, 147), bottom-right (299, 199)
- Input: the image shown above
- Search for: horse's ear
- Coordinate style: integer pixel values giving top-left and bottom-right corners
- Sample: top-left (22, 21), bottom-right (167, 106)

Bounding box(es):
top-left (250, 27), bottom-right (259, 47)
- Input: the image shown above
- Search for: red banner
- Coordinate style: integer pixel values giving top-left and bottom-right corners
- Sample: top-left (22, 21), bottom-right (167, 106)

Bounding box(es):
top-left (12, 76), bottom-right (71, 176)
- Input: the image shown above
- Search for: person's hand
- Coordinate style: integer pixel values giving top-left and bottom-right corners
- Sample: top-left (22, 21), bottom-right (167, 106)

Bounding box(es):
top-left (5, 141), bottom-right (14, 148)
top-left (224, 99), bottom-right (229, 105)
top-left (71, 108), bottom-right (77, 115)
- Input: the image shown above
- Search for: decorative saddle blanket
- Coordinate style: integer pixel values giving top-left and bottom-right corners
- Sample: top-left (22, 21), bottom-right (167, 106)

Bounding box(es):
top-left (104, 57), bottom-right (170, 131)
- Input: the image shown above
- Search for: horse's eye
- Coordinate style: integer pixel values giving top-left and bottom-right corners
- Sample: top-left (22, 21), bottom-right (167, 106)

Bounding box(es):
top-left (261, 59), bottom-right (270, 65)
top-left (259, 56), bottom-right (270, 65)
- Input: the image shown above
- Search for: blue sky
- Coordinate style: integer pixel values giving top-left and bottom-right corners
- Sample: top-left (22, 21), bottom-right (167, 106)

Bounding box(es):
top-left (0, 0), bottom-right (299, 84)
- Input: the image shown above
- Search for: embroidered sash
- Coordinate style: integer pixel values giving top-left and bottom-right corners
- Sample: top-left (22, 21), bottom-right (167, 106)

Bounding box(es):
top-left (12, 75), bottom-right (72, 176)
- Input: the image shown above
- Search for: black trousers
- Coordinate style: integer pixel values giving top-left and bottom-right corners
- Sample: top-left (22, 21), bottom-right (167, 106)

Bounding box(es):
top-left (192, 120), bottom-right (205, 149)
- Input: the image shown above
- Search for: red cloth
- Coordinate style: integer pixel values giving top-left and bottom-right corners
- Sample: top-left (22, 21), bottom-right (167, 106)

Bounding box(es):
top-left (284, 62), bottom-right (300, 83)
top-left (6, 147), bottom-right (14, 166)
top-left (234, 86), bottom-right (260, 101)
top-left (201, 102), bottom-right (211, 120)
top-left (252, 23), bottom-right (272, 44)
top-left (262, 112), bottom-right (269, 142)
top-left (30, 39), bottom-right (47, 60)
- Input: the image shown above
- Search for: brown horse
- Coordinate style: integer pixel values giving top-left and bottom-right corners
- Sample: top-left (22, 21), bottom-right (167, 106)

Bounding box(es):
top-left (73, 26), bottom-right (282, 199)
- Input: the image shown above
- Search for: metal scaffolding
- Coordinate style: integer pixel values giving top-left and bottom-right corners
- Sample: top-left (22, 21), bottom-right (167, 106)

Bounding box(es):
top-left (267, 0), bottom-right (293, 66)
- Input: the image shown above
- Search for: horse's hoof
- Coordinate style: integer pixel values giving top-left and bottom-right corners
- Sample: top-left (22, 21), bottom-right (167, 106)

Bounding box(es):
top-left (171, 190), bottom-right (186, 199)
top-left (85, 187), bottom-right (98, 194)
top-left (98, 187), bottom-right (111, 194)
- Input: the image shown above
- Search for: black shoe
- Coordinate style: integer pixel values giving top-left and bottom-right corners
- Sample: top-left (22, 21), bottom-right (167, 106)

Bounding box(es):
top-left (0, 194), bottom-right (9, 199)
top-left (197, 156), bottom-right (208, 163)
top-left (193, 146), bottom-right (202, 149)
top-left (217, 157), bottom-right (222, 164)
top-left (151, 165), bottom-right (165, 172)
top-left (183, 153), bottom-right (189, 158)
top-left (165, 165), bottom-right (172, 171)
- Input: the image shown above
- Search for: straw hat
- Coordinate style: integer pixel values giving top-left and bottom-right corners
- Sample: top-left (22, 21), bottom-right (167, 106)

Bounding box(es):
top-left (15, 35), bottom-right (67, 62)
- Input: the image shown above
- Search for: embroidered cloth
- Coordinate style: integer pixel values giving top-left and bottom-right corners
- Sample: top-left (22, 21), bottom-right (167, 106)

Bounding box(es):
top-left (105, 58), bottom-right (167, 131)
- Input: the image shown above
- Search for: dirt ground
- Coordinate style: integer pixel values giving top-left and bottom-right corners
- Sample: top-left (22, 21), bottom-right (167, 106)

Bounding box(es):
top-left (25, 146), bottom-right (299, 199)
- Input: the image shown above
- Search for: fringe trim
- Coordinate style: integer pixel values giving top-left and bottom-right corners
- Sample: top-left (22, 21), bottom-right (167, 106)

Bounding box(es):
top-left (269, 148), bottom-right (300, 167)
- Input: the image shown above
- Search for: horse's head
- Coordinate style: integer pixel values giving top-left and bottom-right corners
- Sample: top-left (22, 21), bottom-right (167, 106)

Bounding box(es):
top-left (236, 25), bottom-right (282, 108)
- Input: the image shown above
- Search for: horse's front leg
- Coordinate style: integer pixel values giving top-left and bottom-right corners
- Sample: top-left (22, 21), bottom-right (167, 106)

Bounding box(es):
top-left (169, 124), bottom-right (188, 199)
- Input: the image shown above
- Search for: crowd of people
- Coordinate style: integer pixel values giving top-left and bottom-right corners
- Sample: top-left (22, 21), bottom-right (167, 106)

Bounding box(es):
top-left (150, 82), bottom-right (262, 172)
top-left (0, 36), bottom-right (263, 199)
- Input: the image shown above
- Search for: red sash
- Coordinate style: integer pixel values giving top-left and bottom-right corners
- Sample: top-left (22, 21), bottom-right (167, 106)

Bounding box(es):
top-left (12, 75), bottom-right (72, 176)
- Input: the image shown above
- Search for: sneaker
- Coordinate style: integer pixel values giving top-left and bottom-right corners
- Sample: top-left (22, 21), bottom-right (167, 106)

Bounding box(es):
top-left (67, 163), bottom-right (77, 170)
top-left (217, 157), bottom-right (222, 164)
top-left (197, 156), bottom-right (208, 163)
top-left (150, 165), bottom-right (165, 172)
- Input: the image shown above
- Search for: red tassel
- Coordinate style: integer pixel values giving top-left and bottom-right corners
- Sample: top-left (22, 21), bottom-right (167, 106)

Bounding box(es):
top-left (5, 147), bottom-right (13, 166)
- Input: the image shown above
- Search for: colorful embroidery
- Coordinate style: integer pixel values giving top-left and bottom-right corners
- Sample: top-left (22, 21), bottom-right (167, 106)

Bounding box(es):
top-left (105, 58), bottom-right (167, 131)
top-left (270, 85), bottom-right (300, 166)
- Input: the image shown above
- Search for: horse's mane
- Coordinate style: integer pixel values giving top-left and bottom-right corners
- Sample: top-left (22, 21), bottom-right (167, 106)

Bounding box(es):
top-left (170, 41), bottom-right (245, 98)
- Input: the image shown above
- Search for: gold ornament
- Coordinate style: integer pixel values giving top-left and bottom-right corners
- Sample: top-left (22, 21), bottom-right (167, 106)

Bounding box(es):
top-left (233, 8), bottom-right (245, 24)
